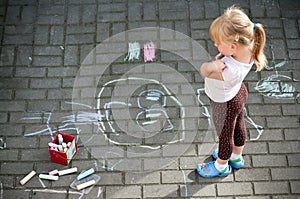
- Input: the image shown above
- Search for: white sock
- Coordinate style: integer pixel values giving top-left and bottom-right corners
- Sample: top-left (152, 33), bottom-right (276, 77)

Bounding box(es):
top-left (214, 161), bottom-right (228, 172)
top-left (230, 153), bottom-right (242, 161)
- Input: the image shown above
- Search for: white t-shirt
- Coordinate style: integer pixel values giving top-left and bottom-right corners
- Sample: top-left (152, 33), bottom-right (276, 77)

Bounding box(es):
top-left (204, 56), bottom-right (253, 103)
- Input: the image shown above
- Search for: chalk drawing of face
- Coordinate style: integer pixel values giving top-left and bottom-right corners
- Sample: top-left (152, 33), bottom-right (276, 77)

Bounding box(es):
top-left (96, 77), bottom-right (183, 149)
top-left (255, 74), bottom-right (299, 99)
top-left (254, 45), bottom-right (299, 99)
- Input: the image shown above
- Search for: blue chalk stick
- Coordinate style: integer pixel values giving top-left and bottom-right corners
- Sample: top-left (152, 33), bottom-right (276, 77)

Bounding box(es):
top-left (76, 168), bottom-right (95, 180)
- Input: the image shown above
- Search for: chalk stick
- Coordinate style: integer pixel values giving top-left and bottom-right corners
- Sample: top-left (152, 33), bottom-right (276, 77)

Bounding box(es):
top-left (62, 142), bottom-right (67, 149)
top-left (20, 170), bottom-right (36, 185)
top-left (58, 134), bottom-right (63, 145)
top-left (77, 168), bottom-right (95, 180)
top-left (58, 167), bottom-right (77, 176)
top-left (48, 169), bottom-right (59, 176)
top-left (76, 180), bottom-right (96, 190)
top-left (57, 145), bottom-right (64, 152)
top-left (48, 142), bottom-right (59, 148)
top-left (39, 174), bottom-right (59, 181)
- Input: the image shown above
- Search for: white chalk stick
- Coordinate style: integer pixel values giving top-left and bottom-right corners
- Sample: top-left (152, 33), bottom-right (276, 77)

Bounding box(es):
top-left (48, 142), bottom-right (59, 148)
top-left (76, 180), bottom-right (96, 190)
top-left (39, 174), bottom-right (59, 181)
top-left (58, 167), bottom-right (77, 176)
top-left (20, 170), bottom-right (36, 185)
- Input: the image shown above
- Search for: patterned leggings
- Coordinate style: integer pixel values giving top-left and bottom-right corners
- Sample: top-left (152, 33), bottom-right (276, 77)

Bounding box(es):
top-left (210, 83), bottom-right (248, 160)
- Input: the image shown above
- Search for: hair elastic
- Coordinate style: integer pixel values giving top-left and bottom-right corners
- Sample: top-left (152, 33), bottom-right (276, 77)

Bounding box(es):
top-left (253, 23), bottom-right (257, 30)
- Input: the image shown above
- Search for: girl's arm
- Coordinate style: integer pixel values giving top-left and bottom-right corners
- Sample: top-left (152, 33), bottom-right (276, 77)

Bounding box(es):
top-left (200, 60), bottom-right (226, 81)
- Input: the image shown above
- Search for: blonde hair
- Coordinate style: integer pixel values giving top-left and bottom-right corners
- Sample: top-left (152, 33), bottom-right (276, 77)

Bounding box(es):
top-left (209, 6), bottom-right (267, 71)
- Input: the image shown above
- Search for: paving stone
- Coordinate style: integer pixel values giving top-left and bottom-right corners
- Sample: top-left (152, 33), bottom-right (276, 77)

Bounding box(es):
top-left (128, 2), bottom-right (142, 21)
top-left (243, 142), bottom-right (268, 154)
top-left (37, 15), bottom-right (65, 24)
top-left (50, 26), bottom-right (65, 45)
top-left (290, 181), bottom-right (300, 194)
top-left (0, 162), bottom-right (34, 174)
top-left (269, 141), bottom-right (300, 154)
top-left (64, 45), bottom-right (79, 66)
top-left (271, 168), bottom-right (300, 180)
top-left (0, 67), bottom-right (13, 77)
top-left (6, 136), bottom-right (38, 148)
top-left (3, 35), bottom-right (33, 45)
top-left (287, 154), bottom-right (300, 166)
top-left (284, 129), bottom-right (300, 141)
top-left (82, 4), bottom-right (97, 23)
top-left (217, 182), bottom-right (253, 196)
top-left (249, 129), bottom-right (284, 141)
top-left (34, 25), bottom-right (49, 45)
top-left (125, 171), bottom-right (160, 185)
top-left (266, 117), bottom-right (299, 129)
top-left (181, 183), bottom-right (216, 197)
top-left (0, 46), bottom-right (15, 66)
top-left (15, 67), bottom-right (46, 77)
top-left (21, 149), bottom-right (50, 161)
top-left (248, 105), bottom-right (282, 116)
top-left (15, 89), bottom-right (46, 99)
top-left (143, 2), bottom-right (156, 20)
top-left (254, 182), bottom-right (289, 194)
top-left (106, 185), bottom-right (141, 199)
top-left (0, 89), bottom-right (12, 100)
top-left (3, 190), bottom-right (30, 199)
top-left (30, 78), bottom-right (61, 89)
top-left (0, 101), bottom-right (26, 111)
top-left (48, 67), bottom-right (78, 77)
top-left (143, 184), bottom-right (178, 198)
top-left (32, 56), bottom-right (62, 67)
top-left (67, 5), bottom-right (80, 24)
top-left (32, 189), bottom-right (67, 199)
top-left (0, 112), bottom-right (8, 123)
top-left (234, 168), bottom-right (271, 181)
top-left (0, 149), bottom-right (18, 161)
top-left (204, 0), bottom-right (220, 18)
top-left (252, 155), bottom-right (287, 167)
top-left (283, 19), bottom-right (299, 39)
top-left (27, 100), bottom-right (60, 112)
top-left (47, 89), bottom-right (73, 100)
top-left (98, 172), bottom-right (123, 185)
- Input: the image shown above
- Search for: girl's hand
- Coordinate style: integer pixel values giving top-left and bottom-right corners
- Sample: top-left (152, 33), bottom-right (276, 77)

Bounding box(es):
top-left (212, 60), bottom-right (227, 73)
top-left (200, 60), bottom-right (226, 81)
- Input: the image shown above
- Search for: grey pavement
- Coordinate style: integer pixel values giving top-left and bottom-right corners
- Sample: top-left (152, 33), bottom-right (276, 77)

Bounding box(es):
top-left (0, 0), bottom-right (300, 198)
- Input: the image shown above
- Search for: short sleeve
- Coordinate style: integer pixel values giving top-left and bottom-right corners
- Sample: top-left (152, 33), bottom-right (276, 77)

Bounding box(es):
top-left (221, 57), bottom-right (241, 84)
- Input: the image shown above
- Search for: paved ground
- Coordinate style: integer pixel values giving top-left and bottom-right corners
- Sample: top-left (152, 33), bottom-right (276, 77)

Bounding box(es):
top-left (0, 0), bottom-right (299, 198)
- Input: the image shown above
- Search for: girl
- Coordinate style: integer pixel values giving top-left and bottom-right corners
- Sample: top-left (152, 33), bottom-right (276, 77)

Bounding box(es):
top-left (197, 6), bottom-right (267, 178)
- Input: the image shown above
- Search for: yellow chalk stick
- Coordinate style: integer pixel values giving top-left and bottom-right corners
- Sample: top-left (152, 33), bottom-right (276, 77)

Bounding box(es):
top-left (76, 180), bottom-right (96, 190)
top-left (20, 170), bottom-right (36, 185)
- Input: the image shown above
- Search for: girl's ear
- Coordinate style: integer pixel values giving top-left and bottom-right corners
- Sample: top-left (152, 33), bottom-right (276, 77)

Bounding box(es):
top-left (231, 42), bottom-right (238, 52)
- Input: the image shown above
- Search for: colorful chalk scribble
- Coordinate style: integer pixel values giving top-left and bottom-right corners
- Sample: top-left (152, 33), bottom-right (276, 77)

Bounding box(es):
top-left (124, 42), bottom-right (141, 61)
top-left (143, 41), bottom-right (155, 62)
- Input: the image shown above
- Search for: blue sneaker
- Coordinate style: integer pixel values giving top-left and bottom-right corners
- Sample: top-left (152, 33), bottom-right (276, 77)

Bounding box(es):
top-left (212, 149), bottom-right (244, 169)
top-left (197, 161), bottom-right (231, 178)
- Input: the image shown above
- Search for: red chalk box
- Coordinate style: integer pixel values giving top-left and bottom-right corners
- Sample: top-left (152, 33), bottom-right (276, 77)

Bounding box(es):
top-left (49, 133), bottom-right (77, 165)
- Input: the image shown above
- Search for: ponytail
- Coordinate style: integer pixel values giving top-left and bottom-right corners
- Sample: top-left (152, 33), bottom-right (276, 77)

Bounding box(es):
top-left (252, 23), bottom-right (267, 71)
